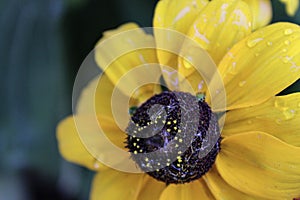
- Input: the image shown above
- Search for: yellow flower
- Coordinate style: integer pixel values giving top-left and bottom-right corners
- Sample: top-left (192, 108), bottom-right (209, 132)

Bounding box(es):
top-left (57, 0), bottom-right (300, 199)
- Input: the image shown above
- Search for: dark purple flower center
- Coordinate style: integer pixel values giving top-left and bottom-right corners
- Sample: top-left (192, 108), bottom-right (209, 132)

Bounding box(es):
top-left (126, 91), bottom-right (221, 184)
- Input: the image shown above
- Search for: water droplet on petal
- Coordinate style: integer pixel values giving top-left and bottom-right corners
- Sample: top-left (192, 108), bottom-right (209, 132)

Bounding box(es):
top-left (282, 56), bottom-right (291, 64)
top-left (284, 40), bottom-right (291, 45)
top-left (238, 80), bottom-right (246, 87)
top-left (282, 48), bottom-right (287, 52)
top-left (267, 41), bottom-right (273, 46)
top-left (274, 99), bottom-right (288, 110)
top-left (283, 109), bottom-right (296, 120)
top-left (94, 161), bottom-right (100, 169)
top-left (284, 28), bottom-right (293, 35)
top-left (247, 38), bottom-right (263, 48)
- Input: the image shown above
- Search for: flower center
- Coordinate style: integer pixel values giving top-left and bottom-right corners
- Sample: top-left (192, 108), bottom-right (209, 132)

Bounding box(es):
top-left (125, 91), bottom-right (221, 184)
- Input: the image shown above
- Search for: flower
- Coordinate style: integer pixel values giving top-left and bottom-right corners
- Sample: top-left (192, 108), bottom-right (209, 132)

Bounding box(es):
top-left (279, 0), bottom-right (299, 16)
top-left (57, 0), bottom-right (300, 199)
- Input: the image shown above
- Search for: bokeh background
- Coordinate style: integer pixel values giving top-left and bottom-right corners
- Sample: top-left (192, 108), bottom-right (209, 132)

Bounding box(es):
top-left (0, 0), bottom-right (300, 199)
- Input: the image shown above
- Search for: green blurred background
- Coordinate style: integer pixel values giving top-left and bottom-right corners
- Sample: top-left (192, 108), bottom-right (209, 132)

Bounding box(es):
top-left (0, 0), bottom-right (299, 199)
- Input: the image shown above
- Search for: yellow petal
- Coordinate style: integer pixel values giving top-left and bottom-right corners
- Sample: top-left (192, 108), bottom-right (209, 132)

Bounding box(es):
top-left (136, 176), bottom-right (167, 200)
top-left (223, 93), bottom-right (300, 147)
top-left (153, 0), bottom-right (208, 33)
top-left (216, 131), bottom-right (300, 199)
top-left (214, 22), bottom-right (300, 110)
top-left (279, 0), bottom-right (299, 16)
top-left (76, 74), bottom-right (114, 116)
top-left (159, 179), bottom-right (214, 200)
top-left (90, 170), bottom-right (144, 200)
top-left (95, 23), bottom-right (161, 100)
top-left (153, 0), bottom-right (208, 90)
top-left (57, 114), bottom-right (130, 171)
top-left (183, 0), bottom-right (252, 65)
top-left (204, 166), bottom-right (266, 200)
top-left (242, 0), bottom-right (272, 29)
top-left (56, 116), bottom-right (105, 171)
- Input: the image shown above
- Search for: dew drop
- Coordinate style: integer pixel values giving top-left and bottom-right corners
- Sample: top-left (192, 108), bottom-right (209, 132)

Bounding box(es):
top-left (267, 41), bottom-right (273, 46)
top-left (283, 109), bottom-right (296, 120)
top-left (238, 80), bottom-right (246, 87)
top-left (284, 28), bottom-right (293, 35)
top-left (282, 56), bottom-right (291, 64)
top-left (94, 161), bottom-right (100, 169)
top-left (183, 57), bottom-right (193, 69)
top-left (274, 99), bottom-right (288, 110)
top-left (228, 62), bottom-right (237, 75)
top-left (247, 38), bottom-right (263, 48)
top-left (282, 48), bottom-right (287, 53)
top-left (284, 40), bottom-right (291, 45)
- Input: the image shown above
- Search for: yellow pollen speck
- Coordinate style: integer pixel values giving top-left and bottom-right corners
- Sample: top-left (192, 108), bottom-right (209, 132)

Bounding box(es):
top-left (175, 144), bottom-right (179, 148)
top-left (167, 129), bottom-right (171, 132)
top-left (136, 145), bottom-right (140, 148)
top-left (177, 164), bottom-right (181, 167)
top-left (146, 163), bottom-right (150, 167)
top-left (139, 149), bottom-right (143, 152)
top-left (166, 163), bottom-right (170, 166)
top-left (158, 163), bottom-right (160, 166)
top-left (178, 129), bottom-right (182, 133)
top-left (145, 157), bottom-right (149, 161)
top-left (136, 138), bottom-right (140, 141)
top-left (178, 159), bottom-right (182, 163)
top-left (178, 151), bottom-right (182, 154)
top-left (179, 139), bottom-right (183, 143)
top-left (158, 116), bottom-right (161, 118)
top-left (134, 151), bottom-right (138, 154)
top-left (173, 120), bottom-right (177, 124)
top-left (177, 156), bottom-right (181, 160)
top-left (174, 136), bottom-right (178, 140)
top-left (133, 143), bottom-right (137, 146)
top-left (174, 127), bottom-right (177, 130)
top-left (167, 121), bottom-right (171, 125)
top-left (162, 120), bottom-right (166, 124)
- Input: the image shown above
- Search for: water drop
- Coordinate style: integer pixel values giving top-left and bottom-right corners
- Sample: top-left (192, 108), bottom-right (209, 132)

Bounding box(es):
top-left (282, 56), bottom-right (291, 64)
top-left (247, 38), bottom-right (263, 48)
top-left (198, 80), bottom-right (204, 90)
top-left (238, 80), bottom-right (246, 87)
top-left (274, 99), bottom-right (288, 110)
top-left (283, 109), bottom-right (296, 120)
top-left (267, 41), bottom-right (273, 46)
top-left (228, 62), bottom-right (237, 75)
top-left (284, 28), bottom-right (293, 35)
top-left (284, 40), bottom-right (291, 45)
top-left (282, 48), bottom-right (287, 52)
top-left (183, 57), bottom-right (193, 69)
top-left (94, 161), bottom-right (100, 169)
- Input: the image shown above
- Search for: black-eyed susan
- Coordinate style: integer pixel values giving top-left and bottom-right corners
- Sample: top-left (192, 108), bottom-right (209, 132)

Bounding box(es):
top-left (57, 0), bottom-right (300, 199)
